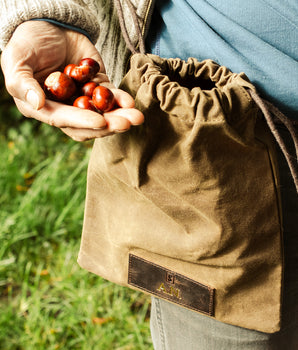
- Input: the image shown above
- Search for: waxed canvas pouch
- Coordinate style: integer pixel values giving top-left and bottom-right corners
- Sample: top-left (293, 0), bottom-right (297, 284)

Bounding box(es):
top-left (78, 54), bottom-right (283, 333)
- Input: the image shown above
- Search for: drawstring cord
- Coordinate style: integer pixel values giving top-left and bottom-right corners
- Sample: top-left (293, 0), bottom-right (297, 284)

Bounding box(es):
top-left (114, 0), bottom-right (146, 54)
top-left (248, 90), bottom-right (298, 193)
top-left (114, 0), bottom-right (298, 194)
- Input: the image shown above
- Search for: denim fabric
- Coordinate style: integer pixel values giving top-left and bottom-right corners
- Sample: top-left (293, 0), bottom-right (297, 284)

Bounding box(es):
top-left (150, 294), bottom-right (298, 350)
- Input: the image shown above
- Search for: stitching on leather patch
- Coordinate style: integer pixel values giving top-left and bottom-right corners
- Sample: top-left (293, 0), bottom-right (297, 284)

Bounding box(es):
top-left (128, 254), bottom-right (215, 316)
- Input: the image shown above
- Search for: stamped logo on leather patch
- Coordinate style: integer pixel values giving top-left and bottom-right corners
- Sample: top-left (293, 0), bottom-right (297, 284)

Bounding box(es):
top-left (128, 254), bottom-right (215, 316)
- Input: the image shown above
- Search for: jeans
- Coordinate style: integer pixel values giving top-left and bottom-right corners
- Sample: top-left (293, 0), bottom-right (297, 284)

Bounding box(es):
top-left (150, 125), bottom-right (298, 349)
top-left (150, 296), bottom-right (298, 350)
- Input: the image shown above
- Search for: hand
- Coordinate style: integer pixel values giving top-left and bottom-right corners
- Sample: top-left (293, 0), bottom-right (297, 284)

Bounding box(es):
top-left (1, 20), bottom-right (144, 141)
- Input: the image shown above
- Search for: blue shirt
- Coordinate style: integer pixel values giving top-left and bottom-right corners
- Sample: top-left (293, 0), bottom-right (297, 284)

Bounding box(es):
top-left (147, 0), bottom-right (298, 119)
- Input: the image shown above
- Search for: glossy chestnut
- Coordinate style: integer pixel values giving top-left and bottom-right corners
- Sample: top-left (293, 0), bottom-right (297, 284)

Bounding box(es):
top-left (92, 86), bottom-right (115, 113)
top-left (81, 81), bottom-right (98, 97)
top-left (70, 65), bottom-right (94, 83)
top-left (79, 58), bottom-right (100, 74)
top-left (65, 58), bottom-right (100, 83)
top-left (44, 71), bottom-right (77, 101)
top-left (63, 63), bottom-right (77, 77)
top-left (73, 95), bottom-right (96, 111)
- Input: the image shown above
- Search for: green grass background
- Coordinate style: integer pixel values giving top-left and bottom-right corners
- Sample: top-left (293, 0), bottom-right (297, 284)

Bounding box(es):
top-left (0, 69), bottom-right (153, 350)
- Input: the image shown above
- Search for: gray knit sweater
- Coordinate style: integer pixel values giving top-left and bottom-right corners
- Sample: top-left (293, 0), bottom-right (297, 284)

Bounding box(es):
top-left (0, 0), bottom-right (154, 86)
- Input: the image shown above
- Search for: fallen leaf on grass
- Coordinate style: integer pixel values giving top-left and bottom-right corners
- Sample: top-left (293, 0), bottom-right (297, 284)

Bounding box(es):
top-left (40, 269), bottom-right (49, 276)
top-left (92, 317), bottom-right (113, 325)
top-left (16, 185), bottom-right (29, 192)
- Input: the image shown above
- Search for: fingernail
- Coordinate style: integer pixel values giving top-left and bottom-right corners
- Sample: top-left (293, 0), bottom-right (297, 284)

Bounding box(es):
top-left (115, 129), bottom-right (129, 133)
top-left (25, 89), bottom-right (40, 110)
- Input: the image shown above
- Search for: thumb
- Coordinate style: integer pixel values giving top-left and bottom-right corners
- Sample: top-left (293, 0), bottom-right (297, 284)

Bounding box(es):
top-left (1, 48), bottom-right (45, 110)
top-left (5, 69), bottom-right (46, 110)
top-left (23, 77), bottom-right (46, 111)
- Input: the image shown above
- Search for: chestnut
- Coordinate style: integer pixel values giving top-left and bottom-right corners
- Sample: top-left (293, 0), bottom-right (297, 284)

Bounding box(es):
top-left (81, 81), bottom-right (98, 97)
top-left (44, 71), bottom-right (77, 101)
top-left (65, 58), bottom-right (100, 83)
top-left (69, 65), bottom-right (94, 83)
top-left (63, 63), bottom-right (77, 77)
top-left (92, 86), bottom-right (115, 113)
top-left (79, 58), bottom-right (100, 74)
top-left (73, 96), bottom-right (96, 111)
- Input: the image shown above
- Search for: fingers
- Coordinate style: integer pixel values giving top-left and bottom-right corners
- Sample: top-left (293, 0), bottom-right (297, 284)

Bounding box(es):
top-left (112, 89), bottom-right (136, 108)
top-left (104, 107), bottom-right (144, 126)
top-left (61, 108), bottom-right (144, 142)
top-left (15, 97), bottom-right (144, 129)
top-left (14, 98), bottom-right (107, 129)
top-left (14, 97), bottom-right (144, 141)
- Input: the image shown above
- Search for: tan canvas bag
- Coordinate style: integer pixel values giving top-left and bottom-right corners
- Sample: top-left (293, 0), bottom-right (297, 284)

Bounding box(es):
top-left (77, 53), bottom-right (292, 333)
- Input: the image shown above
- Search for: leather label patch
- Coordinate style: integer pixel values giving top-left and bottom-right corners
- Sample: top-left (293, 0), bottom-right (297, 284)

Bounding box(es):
top-left (128, 254), bottom-right (215, 316)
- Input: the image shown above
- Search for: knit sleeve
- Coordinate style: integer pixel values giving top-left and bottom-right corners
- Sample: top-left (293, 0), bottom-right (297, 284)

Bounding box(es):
top-left (0, 0), bottom-right (100, 50)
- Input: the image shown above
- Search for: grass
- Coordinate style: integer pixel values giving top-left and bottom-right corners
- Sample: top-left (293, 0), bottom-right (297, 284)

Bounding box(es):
top-left (0, 72), bottom-right (153, 350)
